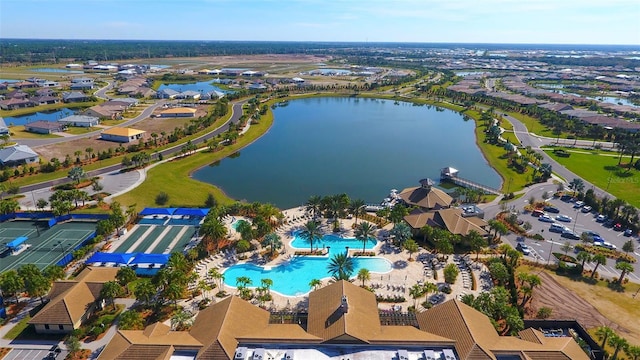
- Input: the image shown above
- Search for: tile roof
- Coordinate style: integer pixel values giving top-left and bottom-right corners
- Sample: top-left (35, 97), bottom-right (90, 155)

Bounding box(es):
top-left (398, 185), bottom-right (453, 210)
top-left (30, 267), bottom-right (118, 327)
top-left (102, 127), bottom-right (146, 137)
top-left (0, 145), bottom-right (38, 163)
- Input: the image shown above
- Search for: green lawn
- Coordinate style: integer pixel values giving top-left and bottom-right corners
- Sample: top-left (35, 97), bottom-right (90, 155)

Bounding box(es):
top-left (2, 316), bottom-right (30, 340)
top-left (545, 149), bottom-right (640, 206)
top-left (115, 110), bottom-right (274, 210)
top-left (9, 126), bottom-right (61, 139)
top-left (65, 126), bottom-right (101, 135)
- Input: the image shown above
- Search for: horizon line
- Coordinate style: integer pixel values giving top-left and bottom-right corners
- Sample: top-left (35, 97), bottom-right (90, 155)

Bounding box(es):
top-left (2, 38), bottom-right (639, 47)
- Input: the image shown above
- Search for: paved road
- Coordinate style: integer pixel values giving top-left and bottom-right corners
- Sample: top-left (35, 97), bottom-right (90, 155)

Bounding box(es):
top-left (94, 80), bottom-right (114, 100)
top-left (15, 100), bottom-right (168, 148)
top-left (16, 99), bottom-right (248, 194)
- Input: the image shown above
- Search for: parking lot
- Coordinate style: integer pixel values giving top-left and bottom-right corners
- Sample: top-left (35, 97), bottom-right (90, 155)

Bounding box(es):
top-left (3, 348), bottom-right (66, 360)
top-left (503, 193), bottom-right (640, 283)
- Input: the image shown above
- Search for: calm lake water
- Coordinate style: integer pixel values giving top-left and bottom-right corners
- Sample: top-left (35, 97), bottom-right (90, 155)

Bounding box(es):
top-left (4, 108), bottom-right (76, 126)
top-left (157, 81), bottom-right (228, 94)
top-left (193, 97), bottom-right (501, 208)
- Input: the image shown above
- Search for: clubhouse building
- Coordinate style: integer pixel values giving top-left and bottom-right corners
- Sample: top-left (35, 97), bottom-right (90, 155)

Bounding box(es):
top-left (98, 280), bottom-right (588, 360)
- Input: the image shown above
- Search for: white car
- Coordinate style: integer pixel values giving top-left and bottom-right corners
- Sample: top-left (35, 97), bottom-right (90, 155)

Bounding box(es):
top-left (594, 241), bottom-right (617, 250)
top-left (573, 201), bottom-right (584, 208)
top-left (556, 215), bottom-right (572, 222)
top-left (538, 214), bottom-right (554, 223)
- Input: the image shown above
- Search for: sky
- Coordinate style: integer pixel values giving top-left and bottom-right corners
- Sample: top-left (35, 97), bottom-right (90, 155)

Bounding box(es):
top-left (1, 0), bottom-right (639, 45)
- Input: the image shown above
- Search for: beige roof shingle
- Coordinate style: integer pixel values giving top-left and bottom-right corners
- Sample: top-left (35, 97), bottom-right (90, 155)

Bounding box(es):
top-left (398, 184), bottom-right (453, 210)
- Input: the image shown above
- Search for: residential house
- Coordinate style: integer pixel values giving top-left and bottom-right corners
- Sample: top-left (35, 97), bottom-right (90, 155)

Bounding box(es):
top-left (30, 95), bottom-right (59, 106)
top-left (83, 104), bottom-right (125, 120)
top-left (29, 267), bottom-right (118, 334)
top-left (200, 90), bottom-right (225, 100)
top-left (25, 120), bottom-right (65, 134)
top-left (58, 115), bottom-right (100, 127)
top-left (70, 77), bottom-right (95, 90)
top-left (0, 118), bottom-right (9, 135)
top-left (35, 88), bottom-right (55, 96)
top-left (5, 90), bottom-right (29, 100)
top-left (159, 107), bottom-right (197, 118)
top-left (62, 91), bottom-right (90, 103)
top-left (174, 90), bottom-right (201, 100)
top-left (156, 88), bottom-right (180, 99)
top-left (101, 127), bottom-right (145, 143)
top-left (0, 97), bottom-right (34, 110)
top-left (97, 280), bottom-right (589, 360)
top-left (37, 80), bottom-right (60, 88)
top-left (12, 80), bottom-right (38, 89)
top-left (0, 145), bottom-right (39, 166)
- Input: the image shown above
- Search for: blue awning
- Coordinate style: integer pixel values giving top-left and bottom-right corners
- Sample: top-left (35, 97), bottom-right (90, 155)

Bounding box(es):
top-left (173, 208), bottom-right (209, 217)
top-left (139, 208), bottom-right (176, 216)
top-left (129, 253), bottom-right (170, 265)
top-left (86, 252), bottom-right (136, 265)
top-left (6, 236), bottom-right (28, 249)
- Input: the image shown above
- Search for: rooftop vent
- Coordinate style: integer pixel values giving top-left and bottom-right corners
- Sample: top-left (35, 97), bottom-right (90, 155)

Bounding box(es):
top-left (442, 349), bottom-right (457, 360)
top-left (252, 348), bottom-right (265, 360)
top-left (284, 350), bottom-right (295, 360)
top-left (234, 347), bottom-right (247, 360)
top-left (397, 349), bottom-right (409, 360)
top-left (340, 295), bottom-right (349, 313)
top-left (424, 350), bottom-right (436, 360)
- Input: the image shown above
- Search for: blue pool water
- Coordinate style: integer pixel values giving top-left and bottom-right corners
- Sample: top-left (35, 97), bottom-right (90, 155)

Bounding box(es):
top-left (222, 233), bottom-right (390, 296)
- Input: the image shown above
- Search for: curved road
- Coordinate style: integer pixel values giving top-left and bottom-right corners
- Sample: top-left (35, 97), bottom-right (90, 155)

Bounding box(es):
top-left (17, 99), bottom-right (248, 194)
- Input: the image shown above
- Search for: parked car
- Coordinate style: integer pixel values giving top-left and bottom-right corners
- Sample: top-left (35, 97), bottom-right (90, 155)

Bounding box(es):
top-left (516, 242), bottom-right (531, 255)
top-left (582, 230), bottom-right (601, 239)
top-left (613, 223), bottom-right (624, 231)
top-left (603, 219), bottom-right (615, 228)
top-left (531, 209), bottom-right (545, 217)
top-left (544, 206), bottom-right (560, 214)
top-left (550, 223), bottom-right (569, 233)
top-left (594, 241), bottom-right (617, 250)
top-left (556, 215), bottom-right (572, 222)
top-left (561, 230), bottom-right (580, 240)
top-left (581, 205), bottom-right (592, 213)
top-left (560, 194), bottom-right (573, 202)
top-left (596, 214), bottom-right (607, 222)
top-left (573, 201), bottom-right (585, 208)
top-left (624, 229), bottom-right (635, 237)
top-left (538, 214), bottom-right (554, 223)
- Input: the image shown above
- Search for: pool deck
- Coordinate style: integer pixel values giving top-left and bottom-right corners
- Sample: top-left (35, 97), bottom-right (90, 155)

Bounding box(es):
top-left (182, 206), bottom-right (493, 314)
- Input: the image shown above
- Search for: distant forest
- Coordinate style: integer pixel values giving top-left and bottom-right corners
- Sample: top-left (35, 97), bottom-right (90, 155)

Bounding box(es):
top-left (1, 39), bottom-right (638, 68)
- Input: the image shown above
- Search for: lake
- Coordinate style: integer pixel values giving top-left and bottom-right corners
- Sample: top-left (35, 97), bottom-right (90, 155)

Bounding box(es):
top-left (157, 81), bottom-right (228, 94)
top-left (193, 97), bottom-right (501, 209)
top-left (3, 108), bottom-right (76, 126)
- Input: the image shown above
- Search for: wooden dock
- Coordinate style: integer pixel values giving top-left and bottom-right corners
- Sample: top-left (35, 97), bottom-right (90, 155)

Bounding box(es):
top-left (440, 167), bottom-right (502, 195)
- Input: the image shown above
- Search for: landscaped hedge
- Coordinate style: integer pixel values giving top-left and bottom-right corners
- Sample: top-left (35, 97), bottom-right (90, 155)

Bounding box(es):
top-left (575, 244), bottom-right (636, 263)
top-left (376, 295), bottom-right (406, 303)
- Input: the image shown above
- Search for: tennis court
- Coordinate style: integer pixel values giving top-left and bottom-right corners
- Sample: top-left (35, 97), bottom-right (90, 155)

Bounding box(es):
top-left (0, 220), bottom-right (96, 272)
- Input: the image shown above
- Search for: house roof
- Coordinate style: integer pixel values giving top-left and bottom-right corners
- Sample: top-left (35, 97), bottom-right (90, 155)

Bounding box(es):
top-left (160, 107), bottom-right (197, 115)
top-left (30, 267), bottom-right (118, 327)
top-left (25, 120), bottom-right (64, 130)
top-left (59, 115), bottom-right (100, 124)
top-left (0, 145), bottom-right (39, 163)
top-left (398, 183), bottom-right (453, 210)
top-left (434, 208), bottom-right (489, 236)
top-left (63, 91), bottom-right (88, 100)
top-left (102, 127), bottom-right (146, 137)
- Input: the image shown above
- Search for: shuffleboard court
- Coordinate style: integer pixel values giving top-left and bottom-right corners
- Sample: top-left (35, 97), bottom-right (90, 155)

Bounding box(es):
top-left (0, 220), bottom-right (97, 272)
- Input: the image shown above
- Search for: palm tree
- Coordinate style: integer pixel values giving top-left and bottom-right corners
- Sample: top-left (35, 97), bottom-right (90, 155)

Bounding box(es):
top-left (409, 284), bottom-right (424, 308)
top-left (305, 195), bottom-right (322, 219)
top-left (327, 252), bottom-right (354, 281)
top-left (355, 222), bottom-right (376, 255)
top-left (390, 222), bottom-right (412, 246)
top-left (309, 278), bottom-right (321, 291)
top-left (349, 199), bottom-right (366, 225)
top-left (569, 178), bottom-right (585, 196)
top-left (422, 282), bottom-right (438, 305)
top-left (300, 220), bottom-right (322, 253)
top-left (260, 278), bottom-right (273, 296)
top-left (134, 279), bottom-right (156, 306)
top-left (208, 268), bottom-right (224, 291)
top-left (626, 345), bottom-right (640, 360)
top-left (608, 333), bottom-right (628, 360)
top-left (403, 239), bottom-right (419, 260)
top-left (357, 268), bottom-right (370, 287)
top-left (595, 326), bottom-right (615, 349)
top-left (261, 232), bottom-right (283, 257)
top-left (170, 309), bottom-right (194, 330)
top-left (615, 261), bottom-right (634, 285)
top-left (100, 281), bottom-right (123, 310)
top-left (576, 251), bottom-right (592, 270)
top-left (591, 254), bottom-right (607, 279)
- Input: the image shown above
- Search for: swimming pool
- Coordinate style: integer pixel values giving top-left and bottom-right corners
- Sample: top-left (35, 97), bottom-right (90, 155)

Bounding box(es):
top-left (222, 233), bottom-right (391, 296)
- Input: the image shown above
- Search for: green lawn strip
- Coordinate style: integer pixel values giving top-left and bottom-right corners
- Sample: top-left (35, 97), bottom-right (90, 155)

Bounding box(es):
top-left (503, 111), bottom-right (551, 136)
top-left (8, 126), bottom-right (61, 139)
top-left (544, 149), bottom-right (640, 207)
top-left (65, 127), bottom-right (102, 135)
top-left (114, 111), bottom-right (274, 210)
top-left (3, 315), bottom-right (30, 340)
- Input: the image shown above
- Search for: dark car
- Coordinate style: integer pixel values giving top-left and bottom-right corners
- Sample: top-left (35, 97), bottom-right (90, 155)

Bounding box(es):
top-left (603, 219), bottom-right (615, 228)
top-left (561, 230), bottom-right (580, 240)
top-left (544, 206), bottom-right (560, 213)
top-left (624, 229), bottom-right (635, 237)
top-left (560, 194), bottom-right (573, 202)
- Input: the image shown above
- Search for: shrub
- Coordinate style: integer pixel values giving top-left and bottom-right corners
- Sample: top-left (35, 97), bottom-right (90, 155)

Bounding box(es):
top-left (443, 263), bottom-right (459, 284)
top-left (155, 192), bottom-right (169, 205)
top-left (536, 307), bottom-right (553, 319)
top-left (236, 239), bottom-right (251, 253)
